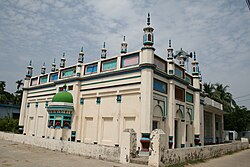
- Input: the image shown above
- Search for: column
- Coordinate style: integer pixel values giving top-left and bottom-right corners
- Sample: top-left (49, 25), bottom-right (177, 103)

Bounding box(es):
top-left (168, 81), bottom-right (174, 149)
top-left (221, 114), bottom-right (224, 143)
top-left (212, 112), bottom-right (216, 143)
top-left (18, 77), bottom-right (30, 134)
top-left (114, 95), bottom-right (121, 146)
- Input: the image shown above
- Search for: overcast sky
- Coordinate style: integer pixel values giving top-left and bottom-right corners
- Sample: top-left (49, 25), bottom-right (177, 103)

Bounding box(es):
top-left (0, 0), bottom-right (250, 108)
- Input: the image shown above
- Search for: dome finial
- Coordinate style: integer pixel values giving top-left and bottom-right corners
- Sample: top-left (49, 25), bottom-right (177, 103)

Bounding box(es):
top-left (147, 12), bottom-right (150, 26)
top-left (194, 51), bottom-right (196, 61)
top-left (169, 40), bottom-right (171, 48)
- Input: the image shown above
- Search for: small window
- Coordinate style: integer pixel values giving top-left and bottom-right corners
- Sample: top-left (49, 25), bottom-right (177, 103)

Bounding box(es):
top-left (59, 87), bottom-right (64, 92)
top-left (175, 67), bottom-right (184, 79)
top-left (61, 67), bottom-right (76, 78)
top-left (50, 73), bottom-right (58, 82)
top-left (30, 78), bottom-right (38, 86)
top-left (102, 59), bottom-right (117, 71)
top-left (55, 120), bottom-right (61, 128)
top-left (85, 63), bottom-right (98, 74)
top-left (153, 79), bottom-right (167, 94)
top-left (40, 75), bottom-right (48, 84)
top-left (186, 92), bottom-right (193, 103)
top-left (148, 34), bottom-right (151, 41)
top-left (121, 53), bottom-right (139, 68)
top-left (154, 56), bottom-right (166, 71)
top-left (68, 85), bottom-right (73, 91)
top-left (48, 120), bottom-right (54, 127)
top-left (175, 86), bottom-right (185, 102)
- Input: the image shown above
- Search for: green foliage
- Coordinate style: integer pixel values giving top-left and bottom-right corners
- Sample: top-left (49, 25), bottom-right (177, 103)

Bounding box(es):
top-left (224, 106), bottom-right (250, 132)
top-left (203, 82), bottom-right (250, 132)
top-left (0, 117), bottom-right (19, 133)
top-left (0, 80), bottom-right (23, 106)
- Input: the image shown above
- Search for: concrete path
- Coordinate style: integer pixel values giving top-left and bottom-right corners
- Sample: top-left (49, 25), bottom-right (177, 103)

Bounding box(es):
top-left (191, 148), bottom-right (250, 167)
top-left (0, 139), bottom-right (146, 167)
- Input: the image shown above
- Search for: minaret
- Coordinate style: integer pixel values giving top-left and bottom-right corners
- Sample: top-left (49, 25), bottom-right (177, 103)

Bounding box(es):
top-left (167, 40), bottom-right (174, 60)
top-left (19, 60), bottom-right (33, 134)
top-left (41, 62), bottom-right (46, 74)
top-left (121, 36), bottom-right (128, 54)
top-left (101, 42), bottom-right (107, 59)
top-left (140, 13), bottom-right (155, 142)
top-left (191, 51), bottom-right (202, 146)
top-left (78, 47), bottom-right (84, 63)
top-left (179, 48), bottom-right (185, 67)
top-left (76, 47), bottom-right (84, 77)
top-left (51, 58), bottom-right (56, 72)
top-left (26, 60), bottom-right (33, 77)
top-left (191, 52), bottom-right (199, 76)
top-left (142, 13), bottom-right (154, 48)
top-left (60, 52), bottom-right (66, 68)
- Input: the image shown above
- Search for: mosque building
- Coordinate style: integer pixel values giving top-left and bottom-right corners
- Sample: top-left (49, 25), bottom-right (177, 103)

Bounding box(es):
top-left (18, 14), bottom-right (224, 151)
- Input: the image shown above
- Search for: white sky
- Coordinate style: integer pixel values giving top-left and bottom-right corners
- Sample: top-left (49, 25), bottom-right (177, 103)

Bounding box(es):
top-left (0, 0), bottom-right (250, 108)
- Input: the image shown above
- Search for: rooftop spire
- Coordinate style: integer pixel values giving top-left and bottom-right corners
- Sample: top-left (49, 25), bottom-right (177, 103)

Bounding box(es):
top-left (78, 46), bottom-right (84, 63)
top-left (167, 40), bottom-right (173, 60)
top-left (192, 51), bottom-right (199, 75)
top-left (121, 36), bottom-right (128, 54)
top-left (142, 13), bottom-right (154, 48)
top-left (101, 42), bottom-right (107, 59)
top-left (60, 52), bottom-right (66, 68)
top-left (51, 58), bottom-right (56, 72)
top-left (41, 62), bottom-right (46, 74)
top-left (26, 60), bottom-right (33, 77)
top-left (147, 12), bottom-right (150, 26)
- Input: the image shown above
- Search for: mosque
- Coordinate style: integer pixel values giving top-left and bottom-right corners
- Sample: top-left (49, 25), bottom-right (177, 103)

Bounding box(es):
top-left (18, 14), bottom-right (224, 151)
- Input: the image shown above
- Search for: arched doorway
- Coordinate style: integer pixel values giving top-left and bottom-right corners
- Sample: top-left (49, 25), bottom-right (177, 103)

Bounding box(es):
top-left (175, 109), bottom-right (183, 148)
top-left (152, 105), bottom-right (163, 131)
top-left (186, 112), bottom-right (193, 147)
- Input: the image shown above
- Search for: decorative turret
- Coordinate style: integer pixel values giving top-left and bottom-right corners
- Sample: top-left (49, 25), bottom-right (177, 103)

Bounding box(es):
top-left (51, 58), bottom-right (56, 72)
top-left (199, 70), bottom-right (202, 82)
top-left (60, 52), bottom-right (66, 68)
top-left (101, 42), bottom-right (107, 59)
top-left (121, 36), bottom-right (128, 54)
top-left (26, 60), bottom-right (33, 78)
top-left (143, 13), bottom-right (154, 47)
top-left (41, 62), bottom-right (46, 74)
top-left (179, 48), bottom-right (185, 67)
top-left (167, 40), bottom-right (174, 60)
top-left (78, 47), bottom-right (84, 63)
top-left (192, 52), bottom-right (199, 75)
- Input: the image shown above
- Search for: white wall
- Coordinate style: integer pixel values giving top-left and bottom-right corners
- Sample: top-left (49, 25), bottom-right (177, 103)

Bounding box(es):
top-left (0, 132), bottom-right (120, 162)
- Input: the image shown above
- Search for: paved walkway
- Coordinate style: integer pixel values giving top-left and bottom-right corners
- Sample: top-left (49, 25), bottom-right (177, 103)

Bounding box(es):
top-left (191, 147), bottom-right (250, 167)
top-left (0, 139), bottom-right (146, 167)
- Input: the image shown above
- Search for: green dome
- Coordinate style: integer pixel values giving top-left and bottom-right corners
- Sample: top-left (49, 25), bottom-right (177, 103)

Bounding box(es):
top-left (52, 91), bottom-right (73, 103)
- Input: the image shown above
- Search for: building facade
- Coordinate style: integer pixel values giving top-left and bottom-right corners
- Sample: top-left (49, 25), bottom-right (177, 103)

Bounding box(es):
top-left (18, 14), bottom-right (224, 151)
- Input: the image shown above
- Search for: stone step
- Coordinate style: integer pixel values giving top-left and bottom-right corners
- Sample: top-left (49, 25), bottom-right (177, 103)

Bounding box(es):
top-left (130, 156), bottom-right (148, 165)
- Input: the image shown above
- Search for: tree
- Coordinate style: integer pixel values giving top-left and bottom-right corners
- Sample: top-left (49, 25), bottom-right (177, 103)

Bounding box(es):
top-left (0, 81), bottom-right (6, 92)
top-left (224, 106), bottom-right (250, 132)
top-left (203, 82), bottom-right (214, 98)
top-left (16, 80), bottom-right (23, 91)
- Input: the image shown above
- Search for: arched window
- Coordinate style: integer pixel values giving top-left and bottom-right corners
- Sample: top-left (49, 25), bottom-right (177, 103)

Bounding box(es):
top-left (148, 34), bottom-right (151, 41)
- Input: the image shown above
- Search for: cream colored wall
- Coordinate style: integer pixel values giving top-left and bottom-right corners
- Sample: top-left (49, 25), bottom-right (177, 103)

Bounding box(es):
top-left (78, 87), bottom-right (141, 146)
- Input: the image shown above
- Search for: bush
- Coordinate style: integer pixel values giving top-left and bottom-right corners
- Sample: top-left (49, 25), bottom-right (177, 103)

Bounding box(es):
top-left (0, 117), bottom-right (19, 133)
